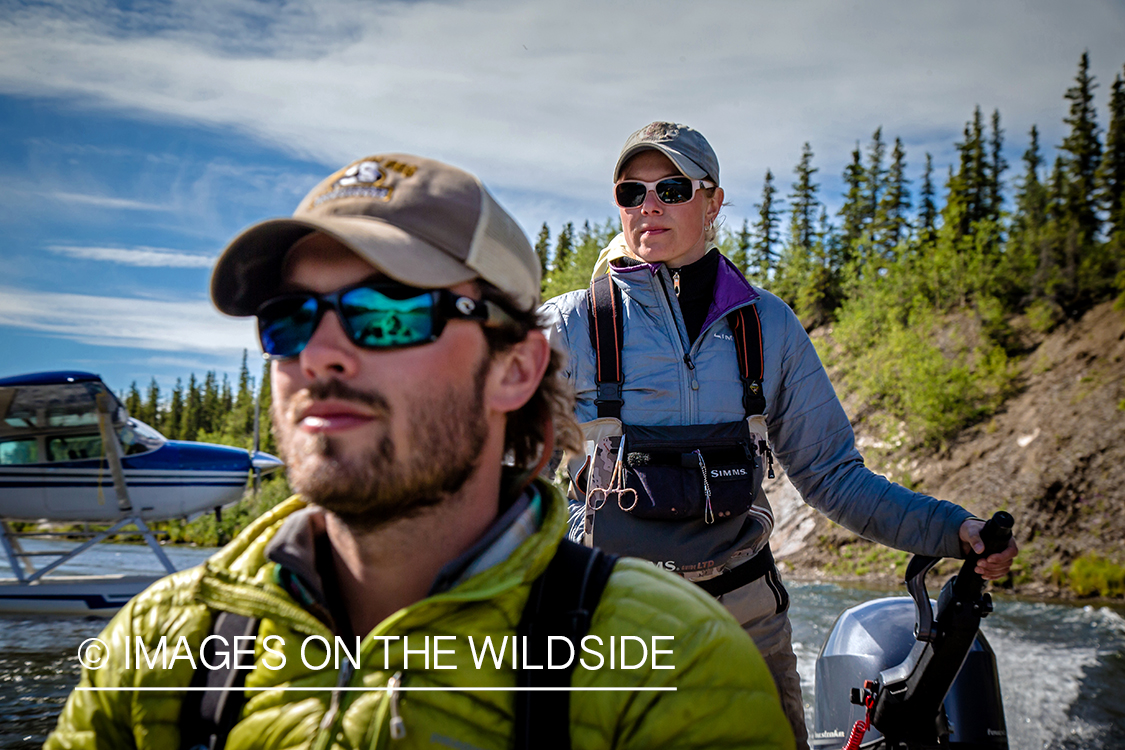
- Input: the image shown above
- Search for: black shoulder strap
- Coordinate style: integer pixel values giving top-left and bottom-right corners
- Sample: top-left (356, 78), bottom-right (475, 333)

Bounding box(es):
top-left (728, 304), bottom-right (766, 416)
top-left (513, 540), bottom-right (618, 750)
top-left (179, 611), bottom-right (260, 750)
top-left (587, 273), bottom-right (625, 419)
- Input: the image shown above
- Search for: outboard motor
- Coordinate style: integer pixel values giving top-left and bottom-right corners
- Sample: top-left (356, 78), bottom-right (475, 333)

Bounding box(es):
top-left (812, 512), bottom-right (1013, 749)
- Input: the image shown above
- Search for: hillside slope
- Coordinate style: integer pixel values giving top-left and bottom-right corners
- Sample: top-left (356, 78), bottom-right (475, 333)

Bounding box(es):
top-left (771, 300), bottom-right (1125, 598)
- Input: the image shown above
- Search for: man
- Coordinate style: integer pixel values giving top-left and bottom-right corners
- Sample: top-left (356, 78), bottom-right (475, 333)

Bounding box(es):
top-left (46, 154), bottom-right (795, 750)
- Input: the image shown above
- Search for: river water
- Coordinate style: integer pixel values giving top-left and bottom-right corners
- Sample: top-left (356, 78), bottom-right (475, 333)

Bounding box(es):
top-left (3, 543), bottom-right (1124, 748)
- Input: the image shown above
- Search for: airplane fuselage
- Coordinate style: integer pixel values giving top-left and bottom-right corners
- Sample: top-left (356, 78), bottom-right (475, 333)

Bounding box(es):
top-left (0, 439), bottom-right (260, 521)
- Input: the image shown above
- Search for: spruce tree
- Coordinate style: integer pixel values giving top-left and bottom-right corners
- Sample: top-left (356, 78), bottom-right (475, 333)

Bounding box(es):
top-left (788, 144), bottom-right (819, 251)
top-left (201, 371), bottom-right (220, 436)
top-left (1098, 66), bottom-right (1125, 300)
top-left (956, 108), bottom-right (989, 233)
top-left (553, 222), bottom-right (574, 273)
top-left (221, 374), bottom-right (233, 415)
top-left (1059, 51), bottom-right (1106, 310)
top-left (988, 109), bottom-right (1008, 221)
top-left (864, 128), bottom-right (886, 223)
top-left (124, 382), bottom-right (142, 420)
top-left (1010, 125), bottom-right (1050, 303)
top-left (235, 351), bottom-right (252, 413)
top-left (534, 222), bottom-right (551, 278)
top-left (877, 138), bottom-right (911, 254)
top-left (181, 374), bottom-right (202, 441)
top-left (737, 219), bottom-right (752, 271)
top-left (258, 361), bottom-right (276, 456)
top-left (143, 378), bottom-right (161, 430)
top-left (837, 145), bottom-right (866, 268)
top-left (1061, 52), bottom-right (1102, 239)
top-left (1102, 68), bottom-right (1125, 234)
top-left (752, 169), bottom-right (781, 279)
top-left (774, 145), bottom-right (825, 322)
top-left (728, 218), bottom-right (751, 277)
top-left (918, 152), bottom-right (938, 242)
top-left (1032, 156), bottom-right (1069, 311)
top-left (168, 379), bottom-right (184, 440)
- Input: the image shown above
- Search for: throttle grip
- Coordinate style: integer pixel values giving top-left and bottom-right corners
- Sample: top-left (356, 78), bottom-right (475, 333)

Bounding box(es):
top-left (977, 511), bottom-right (1014, 558)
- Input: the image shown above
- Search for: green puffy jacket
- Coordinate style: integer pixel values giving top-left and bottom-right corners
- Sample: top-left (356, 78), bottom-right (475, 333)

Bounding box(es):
top-left (46, 482), bottom-right (795, 750)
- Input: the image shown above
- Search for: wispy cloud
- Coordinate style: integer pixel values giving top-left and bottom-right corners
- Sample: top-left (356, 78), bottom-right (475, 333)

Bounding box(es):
top-left (0, 286), bottom-right (256, 355)
top-left (143, 354), bottom-right (258, 377)
top-left (46, 244), bottom-right (216, 268)
top-left (1, 0), bottom-right (1122, 231)
top-left (48, 191), bottom-right (172, 212)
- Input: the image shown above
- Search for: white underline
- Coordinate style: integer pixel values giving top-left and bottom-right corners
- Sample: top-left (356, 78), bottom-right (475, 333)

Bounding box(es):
top-left (76, 686), bottom-right (675, 692)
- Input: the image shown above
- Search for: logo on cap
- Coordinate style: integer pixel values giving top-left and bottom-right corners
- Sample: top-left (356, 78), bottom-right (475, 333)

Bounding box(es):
top-left (312, 160), bottom-right (393, 207)
top-left (641, 122), bottom-right (680, 142)
top-left (338, 161), bottom-right (384, 187)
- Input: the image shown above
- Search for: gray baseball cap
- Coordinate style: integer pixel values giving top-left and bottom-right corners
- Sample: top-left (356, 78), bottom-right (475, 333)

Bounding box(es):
top-left (613, 122), bottom-right (720, 186)
top-left (211, 153), bottom-right (540, 315)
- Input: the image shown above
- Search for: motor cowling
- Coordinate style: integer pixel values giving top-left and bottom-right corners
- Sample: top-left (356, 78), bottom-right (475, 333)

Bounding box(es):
top-left (812, 596), bottom-right (1009, 749)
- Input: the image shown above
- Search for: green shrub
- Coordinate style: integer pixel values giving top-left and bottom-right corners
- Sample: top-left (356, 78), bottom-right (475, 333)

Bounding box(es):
top-left (1048, 561), bottom-right (1065, 588)
top-left (1027, 298), bottom-right (1062, 333)
top-left (1068, 553), bottom-right (1125, 598)
top-left (158, 474), bottom-right (292, 547)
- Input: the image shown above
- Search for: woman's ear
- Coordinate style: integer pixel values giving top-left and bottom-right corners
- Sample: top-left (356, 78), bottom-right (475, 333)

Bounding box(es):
top-left (486, 330), bottom-right (551, 415)
top-left (707, 186), bottom-right (726, 224)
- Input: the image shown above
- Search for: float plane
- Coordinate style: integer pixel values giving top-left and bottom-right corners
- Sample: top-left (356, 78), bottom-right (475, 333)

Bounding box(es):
top-left (0, 371), bottom-right (283, 614)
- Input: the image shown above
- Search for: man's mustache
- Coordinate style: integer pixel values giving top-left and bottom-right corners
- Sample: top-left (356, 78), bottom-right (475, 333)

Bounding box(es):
top-left (288, 379), bottom-right (392, 419)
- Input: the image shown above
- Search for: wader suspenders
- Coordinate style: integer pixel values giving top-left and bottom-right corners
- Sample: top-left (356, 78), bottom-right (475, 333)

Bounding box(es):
top-left (586, 273), bottom-right (766, 419)
top-left (588, 273), bottom-right (625, 419)
top-left (181, 542), bottom-right (617, 750)
top-left (584, 273), bottom-right (782, 601)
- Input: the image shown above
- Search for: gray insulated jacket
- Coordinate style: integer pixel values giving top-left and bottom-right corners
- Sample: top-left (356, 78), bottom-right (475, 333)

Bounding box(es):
top-left (541, 251), bottom-right (972, 576)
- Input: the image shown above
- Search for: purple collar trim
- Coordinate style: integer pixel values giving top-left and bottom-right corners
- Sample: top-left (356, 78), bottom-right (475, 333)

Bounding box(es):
top-left (701, 255), bottom-right (759, 332)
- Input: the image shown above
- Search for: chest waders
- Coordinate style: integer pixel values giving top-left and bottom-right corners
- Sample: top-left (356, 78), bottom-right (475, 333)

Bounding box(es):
top-left (584, 272), bottom-right (784, 602)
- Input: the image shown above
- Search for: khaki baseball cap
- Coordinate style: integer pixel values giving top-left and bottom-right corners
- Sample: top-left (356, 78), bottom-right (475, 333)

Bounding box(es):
top-left (211, 153), bottom-right (540, 315)
top-left (613, 122), bottom-right (720, 186)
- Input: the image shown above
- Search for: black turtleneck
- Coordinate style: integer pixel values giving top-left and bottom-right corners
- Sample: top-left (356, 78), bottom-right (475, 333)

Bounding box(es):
top-left (670, 248), bottom-right (719, 344)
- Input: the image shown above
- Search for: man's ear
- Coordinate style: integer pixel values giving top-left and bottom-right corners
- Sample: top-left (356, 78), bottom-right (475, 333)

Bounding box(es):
top-left (487, 330), bottom-right (551, 414)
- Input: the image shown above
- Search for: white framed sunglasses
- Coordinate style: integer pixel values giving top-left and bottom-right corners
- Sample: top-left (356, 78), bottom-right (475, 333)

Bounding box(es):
top-left (613, 176), bottom-right (715, 208)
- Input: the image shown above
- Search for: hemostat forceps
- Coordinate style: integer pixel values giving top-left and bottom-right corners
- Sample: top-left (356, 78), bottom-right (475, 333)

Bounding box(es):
top-left (587, 436), bottom-right (638, 512)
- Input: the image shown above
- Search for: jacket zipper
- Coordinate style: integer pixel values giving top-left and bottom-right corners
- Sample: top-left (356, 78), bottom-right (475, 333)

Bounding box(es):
top-left (388, 672), bottom-right (406, 739)
top-left (654, 267), bottom-right (696, 418)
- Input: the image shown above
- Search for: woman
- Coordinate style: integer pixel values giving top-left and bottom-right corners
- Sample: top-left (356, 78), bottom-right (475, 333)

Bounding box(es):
top-left (542, 122), bottom-right (1017, 748)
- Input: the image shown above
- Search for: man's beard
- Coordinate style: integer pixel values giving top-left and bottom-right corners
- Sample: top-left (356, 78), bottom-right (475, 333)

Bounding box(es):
top-left (274, 358), bottom-right (491, 531)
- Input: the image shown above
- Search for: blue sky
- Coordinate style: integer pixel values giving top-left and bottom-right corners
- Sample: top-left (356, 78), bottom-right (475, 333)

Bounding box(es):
top-left (1, 0), bottom-right (1123, 403)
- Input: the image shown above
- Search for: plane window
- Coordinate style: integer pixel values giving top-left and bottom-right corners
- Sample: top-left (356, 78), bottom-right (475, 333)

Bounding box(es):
top-left (0, 438), bottom-right (39, 465)
top-left (4, 408), bottom-right (37, 429)
top-left (48, 435), bottom-right (103, 462)
top-left (119, 419), bottom-right (164, 455)
top-left (45, 409), bottom-right (100, 428)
